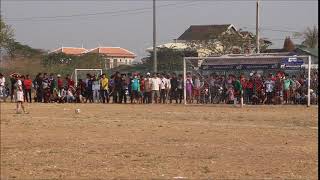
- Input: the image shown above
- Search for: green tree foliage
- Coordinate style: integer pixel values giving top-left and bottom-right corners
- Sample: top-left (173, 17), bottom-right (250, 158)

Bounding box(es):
top-left (187, 31), bottom-right (272, 55)
top-left (1, 18), bottom-right (43, 59)
top-left (294, 26), bottom-right (318, 48)
top-left (146, 48), bottom-right (198, 72)
top-left (283, 36), bottom-right (295, 52)
top-left (41, 53), bottom-right (107, 76)
top-left (0, 18), bottom-right (14, 52)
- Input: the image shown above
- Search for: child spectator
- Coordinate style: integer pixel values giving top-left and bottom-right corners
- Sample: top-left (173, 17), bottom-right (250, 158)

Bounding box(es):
top-left (16, 75), bottom-right (27, 114)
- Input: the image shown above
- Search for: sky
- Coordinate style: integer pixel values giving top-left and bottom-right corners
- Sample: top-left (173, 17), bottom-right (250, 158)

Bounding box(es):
top-left (1, 0), bottom-right (318, 61)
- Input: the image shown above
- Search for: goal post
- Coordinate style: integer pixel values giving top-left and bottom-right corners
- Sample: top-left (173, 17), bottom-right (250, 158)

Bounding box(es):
top-left (74, 69), bottom-right (103, 86)
top-left (183, 55), bottom-right (313, 107)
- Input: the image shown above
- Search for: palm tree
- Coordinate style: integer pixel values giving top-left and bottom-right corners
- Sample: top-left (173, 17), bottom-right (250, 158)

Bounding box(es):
top-left (295, 26), bottom-right (318, 48)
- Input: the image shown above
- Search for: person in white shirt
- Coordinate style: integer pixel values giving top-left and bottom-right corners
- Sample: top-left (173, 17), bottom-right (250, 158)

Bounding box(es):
top-left (159, 74), bottom-right (167, 104)
top-left (0, 73), bottom-right (6, 99)
top-left (92, 75), bottom-right (101, 103)
top-left (150, 73), bottom-right (161, 103)
top-left (165, 74), bottom-right (171, 103)
top-left (66, 87), bottom-right (75, 103)
top-left (264, 75), bottom-right (275, 104)
top-left (16, 75), bottom-right (28, 114)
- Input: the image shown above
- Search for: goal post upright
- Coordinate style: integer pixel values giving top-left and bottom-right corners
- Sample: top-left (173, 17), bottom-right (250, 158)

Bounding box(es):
top-left (183, 55), bottom-right (312, 107)
top-left (183, 57), bottom-right (187, 105)
top-left (307, 55), bottom-right (311, 107)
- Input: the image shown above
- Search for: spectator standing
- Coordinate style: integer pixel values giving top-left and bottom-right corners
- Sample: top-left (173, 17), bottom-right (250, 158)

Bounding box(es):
top-left (112, 72), bottom-right (122, 103)
top-left (0, 73), bottom-right (6, 100)
top-left (151, 73), bottom-right (161, 104)
top-left (177, 74), bottom-right (184, 104)
top-left (23, 75), bottom-right (33, 103)
top-left (16, 76), bottom-right (27, 114)
top-left (92, 75), bottom-right (101, 103)
top-left (119, 74), bottom-right (128, 103)
top-left (264, 74), bottom-right (275, 104)
top-left (100, 74), bottom-right (109, 103)
top-left (170, 73), bottom-right (178, 104)
top-left (283, 74), bottom-right (293, 104)
top-left (34, 73), bottom-right (43, 102)
top-left (186, 73), bottom-right (193, 104)
top-left (139, 75), bottom-right (145, 104)
top-left (57, 74), bottom-right (63, 95)
top-left (10, 74), bottom-right (17, 102)
top-left (131, 75), bottom-right (140, 104)
top-left (159, 74), bottom-right (167, 104)
top-left (144, 73), bottom-right (152, 104)
top-left (85, 74), bottom-right (93, 103)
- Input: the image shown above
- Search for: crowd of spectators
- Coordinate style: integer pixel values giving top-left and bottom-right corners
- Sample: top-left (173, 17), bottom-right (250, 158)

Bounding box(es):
top-left (0, 70), bottom-right (318, 105)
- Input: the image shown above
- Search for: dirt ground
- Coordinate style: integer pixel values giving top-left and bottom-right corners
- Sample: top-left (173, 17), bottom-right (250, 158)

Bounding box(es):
top-left (0, 103), bottom-right (318, 179)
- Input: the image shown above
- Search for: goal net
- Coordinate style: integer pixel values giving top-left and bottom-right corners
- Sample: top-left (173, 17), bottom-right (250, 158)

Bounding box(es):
top-left (183, 55), bottom-right (315, 107)
top-left (73, 69), bottom-right (103, 86)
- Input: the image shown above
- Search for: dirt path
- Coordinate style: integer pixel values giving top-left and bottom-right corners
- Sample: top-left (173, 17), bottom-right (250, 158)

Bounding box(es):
top-left (0, 103), bottom-right (318, 179)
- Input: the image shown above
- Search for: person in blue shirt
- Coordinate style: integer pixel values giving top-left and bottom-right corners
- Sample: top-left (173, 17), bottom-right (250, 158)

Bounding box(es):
top-left (131, 75), bottom-right (140, 104)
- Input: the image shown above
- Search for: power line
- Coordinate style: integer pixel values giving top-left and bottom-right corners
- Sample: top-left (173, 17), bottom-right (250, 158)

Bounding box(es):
top-left (5, 1), bottom-right (197, 22)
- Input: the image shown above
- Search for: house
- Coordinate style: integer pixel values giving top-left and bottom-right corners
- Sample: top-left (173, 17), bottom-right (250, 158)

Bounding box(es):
top-left (294, 45), bottom-right (318, 65)
top-left (86, 47), bottom-right (136, 69)
top-left (49, 47), bottom-right (87, 55)
top-left (147, 24), bottom-right (271, 58)
top-left (177, 24), bottom-right (238, 42)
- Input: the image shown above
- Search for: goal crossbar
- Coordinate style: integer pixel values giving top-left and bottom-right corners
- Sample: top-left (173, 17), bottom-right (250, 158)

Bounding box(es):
top-left (74, 68), bottom-right (103, 86)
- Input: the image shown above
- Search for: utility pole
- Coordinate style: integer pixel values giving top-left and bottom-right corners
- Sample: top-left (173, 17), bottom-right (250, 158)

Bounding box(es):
top-left (256, 0), bottom-right (260, 54)
top-left (153, 0), bottom-right (157, 72)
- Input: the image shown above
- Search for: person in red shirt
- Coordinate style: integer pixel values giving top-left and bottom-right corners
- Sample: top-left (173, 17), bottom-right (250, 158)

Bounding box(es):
top-left (57, 74), bottom-right (63, 93)
top-left (139, 75), bottom-right (145, 104)
top-left (253, 74), bottom-right (264, 104)
top-left (23, 74), bottom-right (33, 103)
top-left (66, 74), bottom-right (74, 89)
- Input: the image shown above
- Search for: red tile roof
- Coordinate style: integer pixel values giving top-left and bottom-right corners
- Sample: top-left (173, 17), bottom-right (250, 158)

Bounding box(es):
top-left (88, 47), bottom-right (135, 58)
top-left (51, 47), bottom-right (87, 55)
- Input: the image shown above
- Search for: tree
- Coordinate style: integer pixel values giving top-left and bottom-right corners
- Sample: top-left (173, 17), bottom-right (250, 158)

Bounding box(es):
top-left (143, 48), bottom-right (198, 72)
top-left (294, 26), bottom-right (318, 48)
top-left (0, 18), bottom-right (14, 51)
top-left (283, 36), bottom-right (295, 52)
top-left (187, 30), bottom-right (272, 56)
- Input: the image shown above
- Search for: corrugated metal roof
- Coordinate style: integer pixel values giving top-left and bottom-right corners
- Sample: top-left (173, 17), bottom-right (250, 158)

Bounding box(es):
top-left (177, 24), bottom-right (234, 41)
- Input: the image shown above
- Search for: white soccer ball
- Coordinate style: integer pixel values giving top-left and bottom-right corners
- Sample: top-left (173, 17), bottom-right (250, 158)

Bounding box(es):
top-left (75, 109), bottom-right (81, 114)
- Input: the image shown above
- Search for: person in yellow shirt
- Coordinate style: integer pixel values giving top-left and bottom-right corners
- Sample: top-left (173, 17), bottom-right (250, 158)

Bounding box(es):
top-left (100, 74), bottom-right (109, 103)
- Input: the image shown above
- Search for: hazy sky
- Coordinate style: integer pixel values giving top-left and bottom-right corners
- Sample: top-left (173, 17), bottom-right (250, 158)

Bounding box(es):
top-left (2, 0), bottom-right (318, 61)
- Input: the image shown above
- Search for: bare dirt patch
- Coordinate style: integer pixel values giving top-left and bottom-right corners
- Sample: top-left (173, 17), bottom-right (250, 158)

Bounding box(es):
top-left (0, 103), bottom-right (318, 179)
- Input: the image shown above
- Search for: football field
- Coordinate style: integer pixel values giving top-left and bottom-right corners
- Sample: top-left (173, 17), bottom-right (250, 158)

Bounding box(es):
top-left (0, 103), bottom-right (318, 179)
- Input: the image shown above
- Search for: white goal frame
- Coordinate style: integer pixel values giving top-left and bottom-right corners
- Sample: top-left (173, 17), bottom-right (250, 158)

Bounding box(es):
top-left (74, 68), bottom-right (103, 87)
top-left (183, 55), bottom-right (312, 107)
